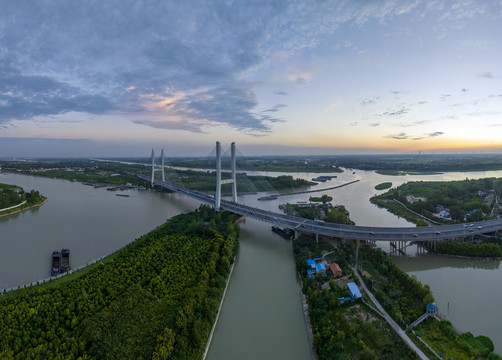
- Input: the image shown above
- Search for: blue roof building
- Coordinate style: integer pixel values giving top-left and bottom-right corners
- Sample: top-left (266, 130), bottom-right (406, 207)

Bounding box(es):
top-left (347, 282), bottom-right (362, 299)
top-left (426, 302), bottom-right (438, 315)
top-left (307, 269), bottom-right (314, 278)
top-left (307, 259), bottom-right (316, 268)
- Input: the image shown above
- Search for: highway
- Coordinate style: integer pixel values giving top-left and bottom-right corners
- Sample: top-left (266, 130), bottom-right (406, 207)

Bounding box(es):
top-left (139, 174), bottom-right (502, 242)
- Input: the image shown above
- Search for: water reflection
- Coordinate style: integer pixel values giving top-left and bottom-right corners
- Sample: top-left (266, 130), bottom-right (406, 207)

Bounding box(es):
top-left (393, 253), bottom-right (501, 271)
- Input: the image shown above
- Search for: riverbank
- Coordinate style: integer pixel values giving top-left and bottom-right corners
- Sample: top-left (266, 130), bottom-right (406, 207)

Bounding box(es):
top-left (0, 206), bottom-right (240, 358)
top-left (0, 196), bottom-right (47, 217)
top-left (203, 261), bottom-right (236, 360)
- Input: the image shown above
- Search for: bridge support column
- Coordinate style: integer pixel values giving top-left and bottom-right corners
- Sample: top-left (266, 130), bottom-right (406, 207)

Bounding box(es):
top-left (161, 149), bottom-right (165, 182)
top-left (215, 141), bottom-right (221, 212)
top-left (150, 149), bottom-right (155, 187)
top-left (231, 142), bottom-right (237, 203)
top-left (315, 233), bottom-right (319, 243)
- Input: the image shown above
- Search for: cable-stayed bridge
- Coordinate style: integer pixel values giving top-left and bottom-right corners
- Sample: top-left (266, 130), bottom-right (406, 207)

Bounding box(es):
top-left (141, 143), bottom-right (502, 244)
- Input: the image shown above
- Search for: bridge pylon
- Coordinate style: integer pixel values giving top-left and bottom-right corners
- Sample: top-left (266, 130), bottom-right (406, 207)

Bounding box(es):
top-left (150, 148), bottom-right (166, 187)
top-left (215, 141), bottom-right (238, 211)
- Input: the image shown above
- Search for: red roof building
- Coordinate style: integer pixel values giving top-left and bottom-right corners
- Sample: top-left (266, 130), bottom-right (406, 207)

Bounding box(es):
top-left (329, 263), bottom-right (342, 278)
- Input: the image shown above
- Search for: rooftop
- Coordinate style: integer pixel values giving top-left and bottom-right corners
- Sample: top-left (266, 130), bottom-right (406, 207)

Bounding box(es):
top-left (347, 282), bottom-right (362, 299)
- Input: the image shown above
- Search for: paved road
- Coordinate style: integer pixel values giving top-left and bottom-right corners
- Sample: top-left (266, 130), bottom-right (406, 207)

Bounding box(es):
top-left (140, 174), bottom-right (502, 242)
top-left (353, 268), bottom-right (429, 359)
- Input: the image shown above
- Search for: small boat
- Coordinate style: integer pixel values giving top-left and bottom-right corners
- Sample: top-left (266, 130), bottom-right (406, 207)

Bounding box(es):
top-left (116, 194), bottom-right (130, 197)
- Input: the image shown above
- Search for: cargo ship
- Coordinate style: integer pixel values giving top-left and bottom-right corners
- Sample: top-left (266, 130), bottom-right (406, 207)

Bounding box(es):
top-left (61, 248), bottom-right (70, 272)
top-left (258, 195), bottom-right (278, 200)
top-left (271, 226), bottom-right (293, 239)
top-left (51, 251), bottom-right (62, 276)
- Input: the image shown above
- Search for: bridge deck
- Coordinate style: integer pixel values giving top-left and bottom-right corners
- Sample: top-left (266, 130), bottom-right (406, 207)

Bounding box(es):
top-left (139, 174), bottom-right (502, 242)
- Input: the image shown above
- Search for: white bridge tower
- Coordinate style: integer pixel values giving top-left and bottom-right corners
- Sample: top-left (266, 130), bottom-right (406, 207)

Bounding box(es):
top-left (150, 148), bottom-right (166, 187)
top-left (215, 141), bottom-right (237, 211)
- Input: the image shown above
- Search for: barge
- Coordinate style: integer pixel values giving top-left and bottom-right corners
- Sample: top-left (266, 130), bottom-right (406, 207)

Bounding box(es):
top-left (61, 248), bottom-right (70, 272)
top-left (51, 251), bottom-right (62, 276)
top-left (271, 226), bottom-right (293, 239)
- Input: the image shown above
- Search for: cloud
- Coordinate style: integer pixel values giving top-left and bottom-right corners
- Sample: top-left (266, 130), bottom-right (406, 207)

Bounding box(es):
top-left (369, 122), bottom-right (380, 127)
top-left (0, 0), bottom-right (466, 136)
top-left (263, 104), bottom-right (287, 113)
top-left (477, 72), bottom-right (494, 79)
top-left (360, 96), bottom-right (380, 106)
top-left (426, 131), bottom-right (444, 137)
top-left (377, 106), bottom-right (410, 117)
top-left (386, 132), bottom-right (409, 140)
top-left (350, 122), bottom-right (358, 126)
top-left (440, 94), bottom-right (452, 101)
top-left (132, 119), bottom-right (206, 133)
top-left (394, 119), bottom-right (429, 127)
top-left (274, 90), bottom-right (289, 96)
top-left (323, 100), bottom-right (343, 113)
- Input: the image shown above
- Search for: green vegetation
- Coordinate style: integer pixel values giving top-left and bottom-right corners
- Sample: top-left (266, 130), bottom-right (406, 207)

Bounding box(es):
top-left (360, 245), bottom-right (499, 359)
top-left (330, 153), bottom-right (502, 173)
top-left (360, 247), bottom-right (434, 324)
top-left (164, 157), bottom-right (344, 173)
top-left (309, 194), bottom-right (333, 203)
top-left (154, 153), bottom-right (502, 173)
top-left (1, 159), bottom-right (315, 194)
top-left (429, 240), bottom-right (502, 257)
top-left (0, 183), bottom-right (45, 215)
top-left (374, 182), bottom-right (392, 190)
top-left (293, 238), bottom-right (418, 359)
top-left (0, 205), bottom-right (239, 359)
top-left (411, 318), bottom-right (501, 360)
top-left (285, 203), bottom-right (353, 225)
top-left (372, 177), bottom-right (502, 224)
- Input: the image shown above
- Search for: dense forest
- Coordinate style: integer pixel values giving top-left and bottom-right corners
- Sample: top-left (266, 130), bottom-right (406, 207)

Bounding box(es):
top-left (0, 183), bottom-right (43, 210)
top-left (0, 205), bottom-right (239, 359)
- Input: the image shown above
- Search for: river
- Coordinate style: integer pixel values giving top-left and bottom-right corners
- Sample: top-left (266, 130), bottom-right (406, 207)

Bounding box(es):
top-left (0, 171), bottom-right (311, 359)
top-left (2, 168), bottom-right (502, 353)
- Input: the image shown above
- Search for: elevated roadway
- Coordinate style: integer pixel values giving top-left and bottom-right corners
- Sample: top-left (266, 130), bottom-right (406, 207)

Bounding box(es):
top-left (139, 174), bottom-right (502, 242)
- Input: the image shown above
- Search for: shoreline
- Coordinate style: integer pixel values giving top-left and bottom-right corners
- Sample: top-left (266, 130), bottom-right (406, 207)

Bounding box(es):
top-left (202, 258), bottom-right (236, 360)
top-left (0, 197), bottom-right (48, 218)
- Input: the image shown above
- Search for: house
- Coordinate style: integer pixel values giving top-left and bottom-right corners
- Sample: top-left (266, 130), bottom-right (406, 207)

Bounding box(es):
top-left (439, 210), bottom-right (450, 218)
top-left (329, 263), bottom-right (342, 278)
top-left (407, 195), bottom-right (427, 204)
top-left (306, 258), bottom-right (327, 278)
top-left (316, 263), bottom-right (327, 277)
top-left (347, 282), bottom-right (362, 299)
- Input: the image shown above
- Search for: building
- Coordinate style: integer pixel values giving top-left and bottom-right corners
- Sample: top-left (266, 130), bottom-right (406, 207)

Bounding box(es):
top-left (316, 263), bottom-right (327, 277)
top-left (426, 302), bottom-right (438, 316)
top-left (306, 258), bottom-right (327, 278)
top-left (347, 282), bottom-right (362, 299)
top-left (406, 195), bottom-right (427, 203)
top-left (329, 263), bottom-right (342, 278)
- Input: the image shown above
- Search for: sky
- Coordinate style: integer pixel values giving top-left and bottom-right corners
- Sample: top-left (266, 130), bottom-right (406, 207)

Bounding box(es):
top-left (0, 0), bottom-right (501, 157)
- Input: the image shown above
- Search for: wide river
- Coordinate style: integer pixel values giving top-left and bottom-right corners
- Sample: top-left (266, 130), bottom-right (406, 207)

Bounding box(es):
top-left (1, 168), bottom-right (502, 354)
